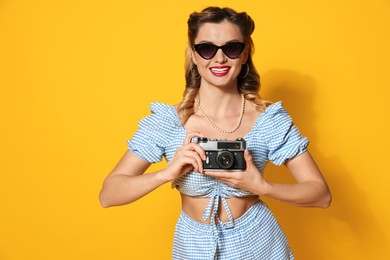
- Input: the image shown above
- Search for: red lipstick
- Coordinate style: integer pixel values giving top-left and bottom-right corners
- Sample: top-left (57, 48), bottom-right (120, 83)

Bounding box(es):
top-left (210, 66), bottom-right (230, 77)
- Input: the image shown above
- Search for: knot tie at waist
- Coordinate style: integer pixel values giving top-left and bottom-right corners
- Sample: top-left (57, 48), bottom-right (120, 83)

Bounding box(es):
top-left (202, 191), bottom-right (235, 239)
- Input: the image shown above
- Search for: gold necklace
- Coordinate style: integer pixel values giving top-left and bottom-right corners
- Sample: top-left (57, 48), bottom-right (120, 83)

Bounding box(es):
top-left (194, 94), bottom-right (245, 134)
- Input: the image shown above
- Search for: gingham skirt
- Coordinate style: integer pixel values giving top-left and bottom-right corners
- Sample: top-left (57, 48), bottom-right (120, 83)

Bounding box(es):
top-left (172, 200), bottom-right (294, 260)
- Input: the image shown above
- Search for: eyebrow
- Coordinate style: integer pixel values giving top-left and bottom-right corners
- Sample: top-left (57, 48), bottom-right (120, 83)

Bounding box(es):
top-left (196, 40), bottom-right (243, 45)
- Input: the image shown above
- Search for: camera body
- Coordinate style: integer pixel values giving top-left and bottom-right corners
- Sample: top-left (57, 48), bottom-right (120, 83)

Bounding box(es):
top-left (195, 137), bottom-right (246, 171)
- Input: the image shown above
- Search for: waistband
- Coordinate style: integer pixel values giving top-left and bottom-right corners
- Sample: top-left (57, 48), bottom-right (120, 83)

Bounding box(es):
top-left (179, 199), bottom-right (265, 235)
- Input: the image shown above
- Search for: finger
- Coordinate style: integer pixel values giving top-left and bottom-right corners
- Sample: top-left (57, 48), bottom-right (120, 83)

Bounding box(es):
top-left (179, 150), bottom-right (204, 173)
top-left (205, 174), bottom-right (238, 187)
top-left (184, 132), bottom-right (204, 144)
top-left (185, 142), bottom-right (206, 160)
top-left (218, 178), bottom-right (237, 187)
top-left (244, 149), bottom-right (253, 164)
top-left (187, 150), bottom-right (204, 173)
top-left (175, 153), bottom-right (200, 172)
top-left (204, 171), bottom-right (233, 179)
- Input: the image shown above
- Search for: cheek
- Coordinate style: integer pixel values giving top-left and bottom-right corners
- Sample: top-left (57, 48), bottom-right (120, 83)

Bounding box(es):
top-left (240, 54), bottom-right (248, 64)
top-left (194, 58), bottom-right (210, 72)
top-left (240, 49), bottom-right (249, 64)
top-left (232, 65), bottom-right (242, 77)
top-left (197, 64), bottom-right (210, 77)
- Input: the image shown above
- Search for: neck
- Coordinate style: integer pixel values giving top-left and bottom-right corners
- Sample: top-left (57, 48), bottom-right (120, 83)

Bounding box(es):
top-left (197, 86), bottom-right (242, 117)
top-left (194, 92), bottom-right (246, 135)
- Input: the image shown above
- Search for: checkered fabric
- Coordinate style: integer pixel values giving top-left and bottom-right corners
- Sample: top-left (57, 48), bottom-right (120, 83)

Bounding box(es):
top-left (127, 101), bottom-right (308, 259)
top-left (172, 200), bottom-right (294, 260)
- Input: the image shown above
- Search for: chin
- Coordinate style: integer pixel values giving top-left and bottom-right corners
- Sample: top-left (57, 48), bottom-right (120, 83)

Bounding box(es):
top-left (206, 76), bottom-right (238, 88)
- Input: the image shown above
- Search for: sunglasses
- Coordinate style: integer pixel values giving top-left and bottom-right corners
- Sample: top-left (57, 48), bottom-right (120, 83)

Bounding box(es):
top-left (193, 42), bottom-right (246, 60)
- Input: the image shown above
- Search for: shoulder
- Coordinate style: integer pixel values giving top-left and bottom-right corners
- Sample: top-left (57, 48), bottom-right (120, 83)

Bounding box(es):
top-left (263, 101), bottom-right (288, 118)
top-left (249, 101), bottom-right (296, 139)
top-left (150, 102), bottom-right (179, 119)
top-left (256, 101), bottom-right (292, 127)
top-left (260, 102), bottom-right (309, 165)
top-left (129, 102), bottom-right (182, 150)
top-left (139, 102), bottom-right (182, 128)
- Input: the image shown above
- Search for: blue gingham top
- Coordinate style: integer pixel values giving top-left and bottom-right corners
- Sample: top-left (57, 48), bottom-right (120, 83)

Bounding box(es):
top-left (127, 101), bottom-right (309, 225)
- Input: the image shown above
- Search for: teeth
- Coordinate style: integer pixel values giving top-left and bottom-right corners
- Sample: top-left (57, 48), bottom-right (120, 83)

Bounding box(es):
top-left (211, 68), bottom-right (228, 72)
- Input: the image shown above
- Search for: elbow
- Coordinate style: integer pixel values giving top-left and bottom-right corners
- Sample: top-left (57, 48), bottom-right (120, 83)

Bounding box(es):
top-left (318, 188), bottom-right (332, 209)
top-left (99, 189), bottom-right (113, 208)
top-left (99, 195), bottom-right (109, 208)
top-left (99, 187), bottom-right (136, 208)
top-left (323, 192), bottom-right (332, 208)
top-left (100, 200), bottom-right (110, 208)
top-left (99, 178), bottom-right (118, 208)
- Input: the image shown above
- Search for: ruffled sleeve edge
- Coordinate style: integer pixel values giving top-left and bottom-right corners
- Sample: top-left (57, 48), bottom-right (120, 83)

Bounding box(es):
top-left (262, 101), bottom-right (310, 165)
top-left (126, 102), bottom-right (181, 163)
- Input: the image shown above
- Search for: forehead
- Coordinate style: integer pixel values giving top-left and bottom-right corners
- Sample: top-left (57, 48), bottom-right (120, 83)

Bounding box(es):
top-left (195, 21), bottom-right (243, 44)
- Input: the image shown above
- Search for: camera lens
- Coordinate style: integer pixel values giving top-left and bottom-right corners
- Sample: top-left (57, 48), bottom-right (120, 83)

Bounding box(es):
top-left (216, 151), bottom-right (234, 169)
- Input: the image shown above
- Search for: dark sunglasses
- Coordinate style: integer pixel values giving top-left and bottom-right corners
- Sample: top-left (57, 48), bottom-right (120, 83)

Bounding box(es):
top-left (193, 42), bottom-right (246, 60)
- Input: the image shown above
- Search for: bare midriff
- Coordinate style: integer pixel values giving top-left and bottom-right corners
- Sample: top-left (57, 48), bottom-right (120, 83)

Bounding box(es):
top-left (181, 193), bottom-right (259, 223)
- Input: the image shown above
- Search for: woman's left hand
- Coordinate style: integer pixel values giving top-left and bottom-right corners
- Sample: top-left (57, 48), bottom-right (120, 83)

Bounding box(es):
top-left (204, 149), bottom-right (269, 195)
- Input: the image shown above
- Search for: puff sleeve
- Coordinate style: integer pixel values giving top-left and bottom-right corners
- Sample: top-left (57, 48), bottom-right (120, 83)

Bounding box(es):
top-left (127, 102), bottom-right (177, 163)
top-left (265, 102), bottom-right (309, 166)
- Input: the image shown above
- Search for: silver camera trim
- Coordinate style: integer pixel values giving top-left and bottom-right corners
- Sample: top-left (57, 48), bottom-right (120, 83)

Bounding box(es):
top-left (196, 138), bottom-right (246, 171)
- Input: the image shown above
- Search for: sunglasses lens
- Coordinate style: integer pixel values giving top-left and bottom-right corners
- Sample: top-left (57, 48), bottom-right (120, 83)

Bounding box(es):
top-left (195, 44), bottom-right (218, 59)
top-left (222, 43), bottom-right (245, 59)
top-left (194, 42), bottom-right (245, 60)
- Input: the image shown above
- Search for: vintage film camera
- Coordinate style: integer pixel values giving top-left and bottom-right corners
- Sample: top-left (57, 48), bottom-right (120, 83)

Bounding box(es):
top-left (194, 137), bottom-right (247, 171)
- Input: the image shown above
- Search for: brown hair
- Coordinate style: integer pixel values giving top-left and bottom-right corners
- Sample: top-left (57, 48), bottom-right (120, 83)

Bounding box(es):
top-left (177, 7), bottom-right (270, 124)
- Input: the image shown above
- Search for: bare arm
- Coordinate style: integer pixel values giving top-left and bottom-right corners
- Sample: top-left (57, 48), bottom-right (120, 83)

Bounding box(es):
top-left (99, 132), bottom-right (206, 208)
top-left (204, 150), bottom-right (332, 208)
top-left (261, 152), bottom-right (332, 208)
top-left (99, 151), bottom-right (168, 208)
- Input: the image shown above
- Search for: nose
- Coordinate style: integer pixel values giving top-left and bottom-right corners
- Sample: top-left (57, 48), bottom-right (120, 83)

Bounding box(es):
top-left (213, 48), bottom-right (228, 63)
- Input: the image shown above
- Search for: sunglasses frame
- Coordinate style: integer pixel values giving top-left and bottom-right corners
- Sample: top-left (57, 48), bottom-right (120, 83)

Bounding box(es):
top-left (193, 42), bottom-right (246, 60)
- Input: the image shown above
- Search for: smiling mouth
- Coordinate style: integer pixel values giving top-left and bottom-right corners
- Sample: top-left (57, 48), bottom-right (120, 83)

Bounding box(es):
top-left (210, 67), bottom-right (229, 73)
top-left (210, 67), bottom-right (230, 76)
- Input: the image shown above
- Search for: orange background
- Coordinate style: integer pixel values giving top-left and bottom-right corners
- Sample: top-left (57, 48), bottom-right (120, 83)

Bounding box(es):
top-left (1, 0), bottom-right (389, 259)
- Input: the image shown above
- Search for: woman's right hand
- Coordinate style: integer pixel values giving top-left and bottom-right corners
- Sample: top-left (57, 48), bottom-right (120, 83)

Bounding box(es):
top-left (161, 132), bottom-right (206, 182)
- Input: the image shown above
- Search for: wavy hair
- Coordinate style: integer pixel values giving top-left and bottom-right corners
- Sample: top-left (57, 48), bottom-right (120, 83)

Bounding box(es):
top-left (177, 6), bottom-right (271, 124)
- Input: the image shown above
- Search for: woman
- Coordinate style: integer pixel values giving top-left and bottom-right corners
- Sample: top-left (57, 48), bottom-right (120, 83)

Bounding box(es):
top-left (99, 7), bottom-right (331, 259)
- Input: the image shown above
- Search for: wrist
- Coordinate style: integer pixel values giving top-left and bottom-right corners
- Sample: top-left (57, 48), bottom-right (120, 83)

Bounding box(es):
top-left (156, 168), bottom-right (173, 184)
top-left (258, 180), bottom-right (272, 196)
